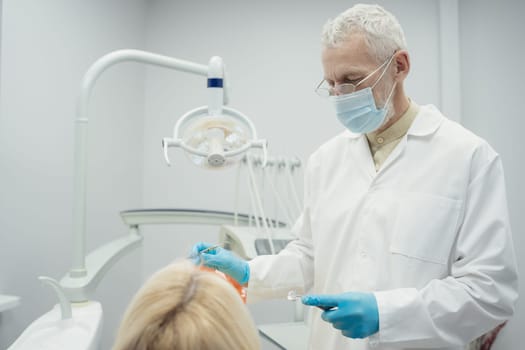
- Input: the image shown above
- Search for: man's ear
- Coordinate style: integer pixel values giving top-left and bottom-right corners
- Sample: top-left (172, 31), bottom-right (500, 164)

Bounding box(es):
top-left (394, 50), bottom-right (410, 81)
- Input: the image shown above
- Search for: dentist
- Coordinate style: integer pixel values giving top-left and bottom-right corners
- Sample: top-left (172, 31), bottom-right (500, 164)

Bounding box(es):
top-left (192, 4), bottom-right (518, 349)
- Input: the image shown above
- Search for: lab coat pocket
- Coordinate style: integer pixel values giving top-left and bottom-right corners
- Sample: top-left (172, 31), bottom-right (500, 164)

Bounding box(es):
top-left (390, 192), bottom-right (462, 265)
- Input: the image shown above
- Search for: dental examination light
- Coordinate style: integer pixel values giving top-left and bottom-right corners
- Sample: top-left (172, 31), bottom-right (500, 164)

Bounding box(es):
top-left (162, 57), bottom-right (267, 168)
top-left (44, 50), bottom-right (266, 303)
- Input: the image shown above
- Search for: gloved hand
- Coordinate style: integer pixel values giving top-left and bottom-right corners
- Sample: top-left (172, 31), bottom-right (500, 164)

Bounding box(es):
top-left (302, 292), bottom-right (379, 339)
top-left (189, 242), bottom-right (250, 285)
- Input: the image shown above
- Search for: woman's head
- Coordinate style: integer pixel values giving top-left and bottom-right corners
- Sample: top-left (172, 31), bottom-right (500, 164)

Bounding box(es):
top-left (113, 260), bottom-right (260, 350)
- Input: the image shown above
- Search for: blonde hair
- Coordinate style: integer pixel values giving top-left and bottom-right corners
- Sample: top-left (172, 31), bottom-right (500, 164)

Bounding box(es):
top-left (112, 260), bottom-right (260, 350)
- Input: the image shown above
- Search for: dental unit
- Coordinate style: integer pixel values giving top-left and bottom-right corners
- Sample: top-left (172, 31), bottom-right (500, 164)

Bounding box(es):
top-left (8, 49), bottom-right (267, 350)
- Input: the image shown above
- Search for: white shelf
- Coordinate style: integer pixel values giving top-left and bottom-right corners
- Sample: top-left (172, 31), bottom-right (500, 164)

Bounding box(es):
top-left (0, 294), bottom-right (20, 312)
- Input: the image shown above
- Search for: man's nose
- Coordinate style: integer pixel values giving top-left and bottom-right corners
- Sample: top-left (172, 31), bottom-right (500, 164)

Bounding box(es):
top-left (332, 84), bottom-right (344, 96)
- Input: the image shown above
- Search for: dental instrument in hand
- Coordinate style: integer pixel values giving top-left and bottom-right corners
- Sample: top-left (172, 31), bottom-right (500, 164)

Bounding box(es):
top-left (291, 290), bottom-right (338, 310)
top-left (200, 244), bottom-right (222, 255)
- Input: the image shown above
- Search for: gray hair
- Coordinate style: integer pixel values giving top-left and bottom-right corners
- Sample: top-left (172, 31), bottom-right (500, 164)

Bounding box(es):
top-left (322, 4), bottom-right (407, 63)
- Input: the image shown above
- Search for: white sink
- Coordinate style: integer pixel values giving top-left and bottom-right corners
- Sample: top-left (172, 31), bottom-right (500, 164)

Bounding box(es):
top-left (8, 301), bottom-right (103, 350)
top-left (0, 294), bottom-right (20, 312)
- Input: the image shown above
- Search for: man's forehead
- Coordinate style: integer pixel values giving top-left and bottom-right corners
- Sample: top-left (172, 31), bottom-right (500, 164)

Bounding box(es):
top-left (321, 36), bottom-right (376, 72)
top-left (322, 42), bottom-right (376, 79)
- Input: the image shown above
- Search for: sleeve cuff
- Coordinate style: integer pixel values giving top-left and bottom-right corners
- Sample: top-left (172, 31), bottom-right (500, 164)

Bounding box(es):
top-left (372, 288), bottom-right (419, 343)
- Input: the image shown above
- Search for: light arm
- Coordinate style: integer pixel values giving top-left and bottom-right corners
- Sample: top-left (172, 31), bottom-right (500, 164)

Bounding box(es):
top-left (70, 50), bottom-right (210, 282)
top-left (66, 49), bottom-right (263, 303)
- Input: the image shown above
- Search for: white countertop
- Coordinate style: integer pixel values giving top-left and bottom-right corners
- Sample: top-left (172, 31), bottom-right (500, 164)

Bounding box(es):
top-left (259, 322), bottom-right (309, 350)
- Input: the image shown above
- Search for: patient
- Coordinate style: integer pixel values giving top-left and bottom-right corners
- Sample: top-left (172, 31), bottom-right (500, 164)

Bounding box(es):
top-left (112, 260), bottom-right (260, 350)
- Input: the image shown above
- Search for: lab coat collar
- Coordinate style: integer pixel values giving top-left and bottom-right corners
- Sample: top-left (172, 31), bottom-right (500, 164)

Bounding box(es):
top-left (342, 104), bottom-right (444, 139)
top-left (407, 104), bottom-right (444, 137)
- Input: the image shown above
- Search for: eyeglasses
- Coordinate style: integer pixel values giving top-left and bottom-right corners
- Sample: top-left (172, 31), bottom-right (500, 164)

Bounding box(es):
top-left (315, 54), bottom-right (395, 98)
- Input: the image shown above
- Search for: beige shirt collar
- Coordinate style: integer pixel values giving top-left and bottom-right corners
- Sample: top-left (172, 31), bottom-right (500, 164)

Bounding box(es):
top-left (366, 100), bottom-right (420, 148)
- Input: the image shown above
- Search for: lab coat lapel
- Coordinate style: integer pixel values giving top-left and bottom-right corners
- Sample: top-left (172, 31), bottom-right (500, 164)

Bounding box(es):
top-left (375, 104), bottom-right (444, 176)
top-left (376, 135), bottom-right (408, 176)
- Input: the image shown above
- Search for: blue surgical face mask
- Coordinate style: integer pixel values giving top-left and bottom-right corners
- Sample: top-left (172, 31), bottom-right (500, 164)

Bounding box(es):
top-left (330, 56), bottom-right (396, 134)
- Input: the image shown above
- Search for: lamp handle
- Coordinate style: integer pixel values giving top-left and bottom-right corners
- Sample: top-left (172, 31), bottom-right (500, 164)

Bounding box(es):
top-left (162, 138), bottom-right (171, 166)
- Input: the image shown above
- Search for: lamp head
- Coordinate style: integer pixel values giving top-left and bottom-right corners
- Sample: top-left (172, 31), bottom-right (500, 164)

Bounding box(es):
top-left (162, 56), bottom-right (267, 169)
top-left (162, 106), bottom-right (267, 169)
top-left (182, 115), bottom-right (249, 168)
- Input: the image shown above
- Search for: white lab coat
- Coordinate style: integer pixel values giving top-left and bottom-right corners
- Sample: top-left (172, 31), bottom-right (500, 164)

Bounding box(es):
top-left (247, 105), bottom-right (518, 350)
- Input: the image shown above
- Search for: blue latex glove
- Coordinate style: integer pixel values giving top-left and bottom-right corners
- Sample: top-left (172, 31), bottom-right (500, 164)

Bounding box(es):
top-left (189, 242), bottom-right (250, 285)
top-left (302, 292), bottom-right (379, 339)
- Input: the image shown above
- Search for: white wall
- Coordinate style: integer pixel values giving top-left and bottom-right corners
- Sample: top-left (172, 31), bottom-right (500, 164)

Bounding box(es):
top-left (0, 1), bottom-right (146, 349)
top-left (458, 0), bottom-right (524, 348)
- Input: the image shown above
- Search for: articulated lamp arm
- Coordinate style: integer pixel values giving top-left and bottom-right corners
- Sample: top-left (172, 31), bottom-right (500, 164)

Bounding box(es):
top-left (64, 50), bottom-right (214, 302)
top-left (60, 49), bottom-right (265, 303)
